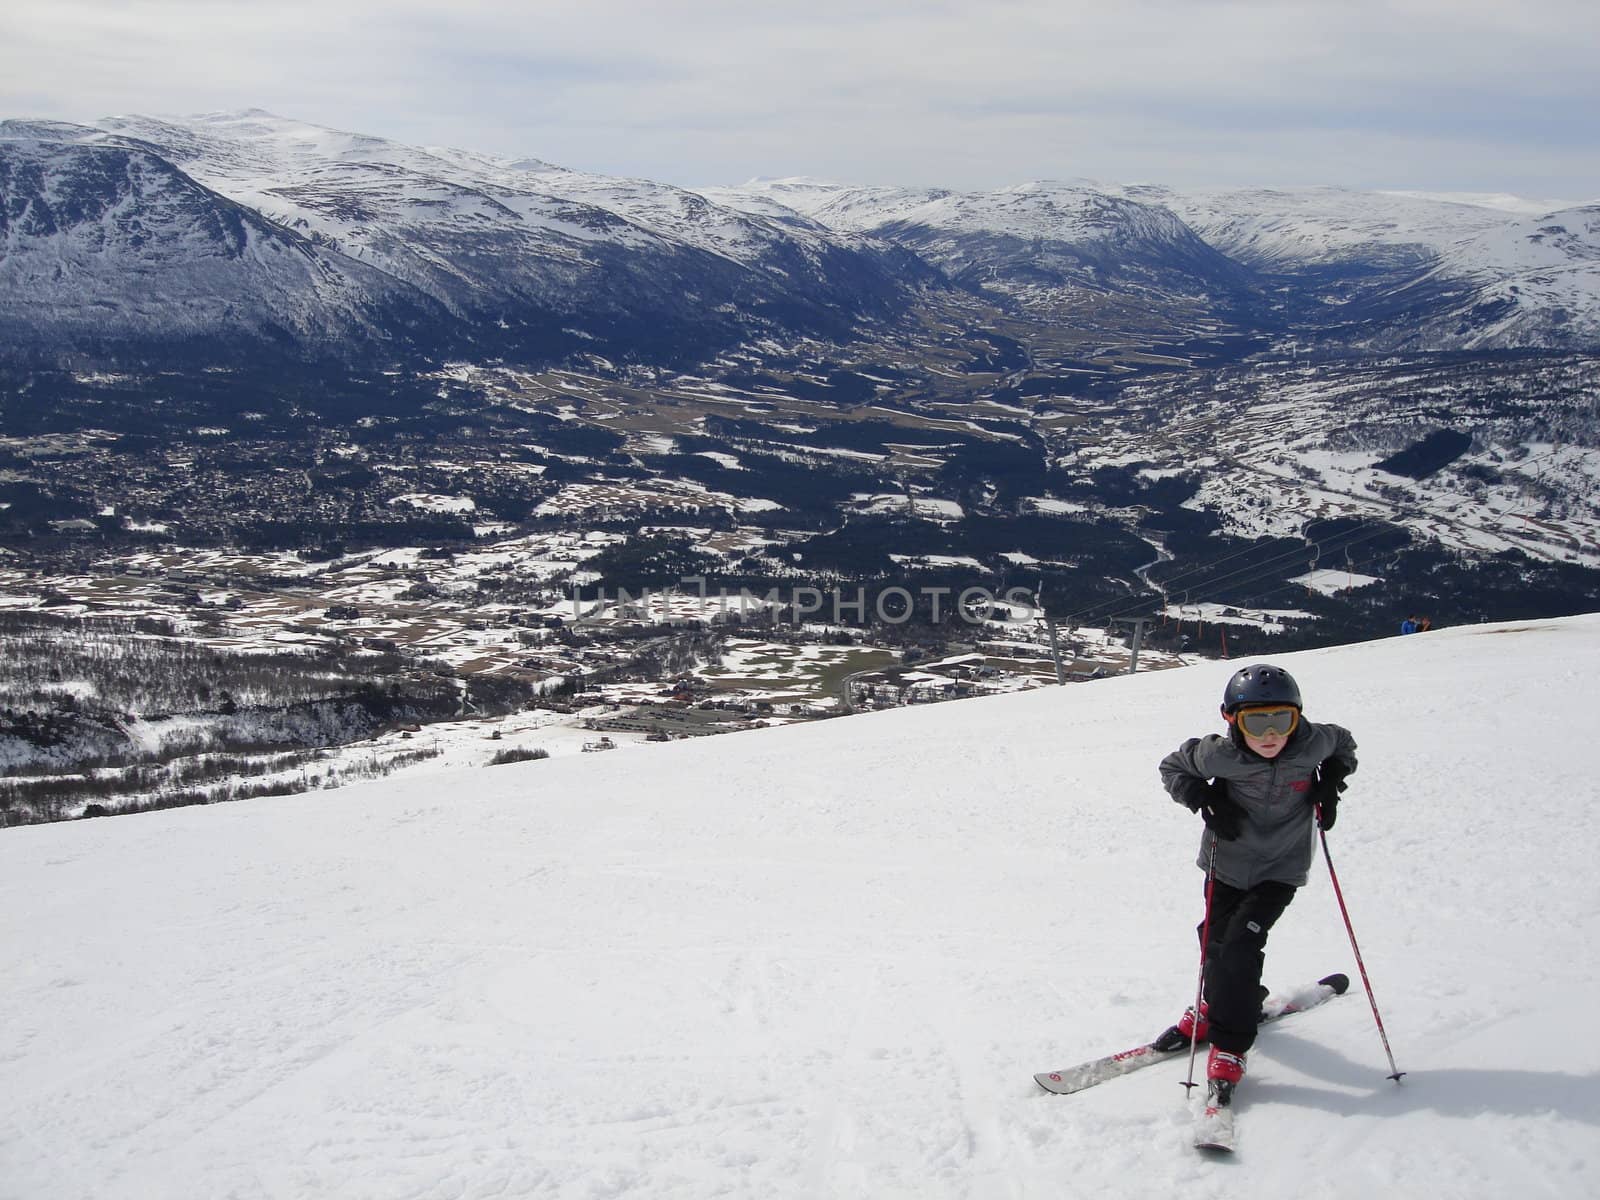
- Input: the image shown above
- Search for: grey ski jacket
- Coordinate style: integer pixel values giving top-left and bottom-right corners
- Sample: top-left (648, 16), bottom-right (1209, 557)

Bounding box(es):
top-left (1159, 720), bottom-right (1358, 889)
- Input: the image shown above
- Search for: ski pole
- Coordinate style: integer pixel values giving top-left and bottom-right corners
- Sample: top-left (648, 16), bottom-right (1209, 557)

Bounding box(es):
top-left (1182, 836), bottom-right (1218, 1092)
top-left (1318, 808), bottom-right (1406, 1082)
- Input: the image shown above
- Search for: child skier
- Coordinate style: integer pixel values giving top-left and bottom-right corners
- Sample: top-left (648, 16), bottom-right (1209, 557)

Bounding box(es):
top-left (1153, 663), bottom-right (1357, 1105)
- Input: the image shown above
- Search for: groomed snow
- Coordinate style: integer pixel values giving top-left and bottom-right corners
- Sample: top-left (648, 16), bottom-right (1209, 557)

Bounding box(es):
top-left (3, 615), bottom-right (1598, 1198)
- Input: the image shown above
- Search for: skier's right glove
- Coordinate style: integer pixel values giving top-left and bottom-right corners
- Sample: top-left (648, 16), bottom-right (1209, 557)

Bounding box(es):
top-left (1316, 793), bottom-right (1339, 832)
top-left (1187, 780), bottom-right (1244, 841)
top-left (1310, 759), bottom-right (1350, 831)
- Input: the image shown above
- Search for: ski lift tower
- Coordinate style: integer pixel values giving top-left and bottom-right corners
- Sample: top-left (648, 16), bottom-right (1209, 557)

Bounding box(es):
top-left (1113, 616), bottom-right (1155, 675)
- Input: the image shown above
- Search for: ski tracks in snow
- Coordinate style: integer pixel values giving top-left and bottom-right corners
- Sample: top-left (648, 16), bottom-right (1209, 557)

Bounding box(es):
top-left (800, 961), bottom-right (881, 1198)
top-left (924, 987), bottom-right (1033, 1200)
top-left (797, 945), bottom-right (1064, 1200)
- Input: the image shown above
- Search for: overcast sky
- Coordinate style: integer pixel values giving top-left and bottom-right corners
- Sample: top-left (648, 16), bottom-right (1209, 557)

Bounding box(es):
top-left (5, 0), bottom-right (1597, 201)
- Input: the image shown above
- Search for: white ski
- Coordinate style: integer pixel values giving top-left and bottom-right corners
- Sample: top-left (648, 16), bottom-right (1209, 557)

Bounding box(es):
top-left (1034, 972), bottom-right (1349, 1096)
top-left (1193, 1083), bottom-right (1237, 1152)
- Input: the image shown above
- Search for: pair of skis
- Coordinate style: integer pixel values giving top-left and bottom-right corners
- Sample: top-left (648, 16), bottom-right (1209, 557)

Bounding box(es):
top-left (1034, 973), bottom-right (1350, 1153)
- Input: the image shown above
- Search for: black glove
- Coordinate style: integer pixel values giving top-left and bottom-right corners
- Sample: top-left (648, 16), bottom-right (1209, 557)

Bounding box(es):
top-left (1316, 791), bottom-right (1339, 831)
top-left (1310, 759), bottom-right (1350, 831)
top-left (1187, 779), bottom-right (1244, 841)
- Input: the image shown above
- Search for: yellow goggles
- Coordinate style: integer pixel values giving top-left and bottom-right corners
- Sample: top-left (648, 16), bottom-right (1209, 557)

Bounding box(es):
top-left (1235, 705), bottom-right (1300, 738)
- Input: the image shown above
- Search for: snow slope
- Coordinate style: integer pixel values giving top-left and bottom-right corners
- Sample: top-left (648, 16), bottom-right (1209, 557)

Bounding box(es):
top-left (4, 615), bottom-right (1599, 1199)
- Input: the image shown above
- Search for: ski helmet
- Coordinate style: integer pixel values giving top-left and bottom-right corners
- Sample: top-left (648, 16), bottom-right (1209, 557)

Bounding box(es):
top-left (1221, 663), bottom-right (1302, 713)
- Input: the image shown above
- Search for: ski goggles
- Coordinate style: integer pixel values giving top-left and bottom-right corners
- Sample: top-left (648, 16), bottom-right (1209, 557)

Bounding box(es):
top-left (1234, 705), bottom-right (1300, 739)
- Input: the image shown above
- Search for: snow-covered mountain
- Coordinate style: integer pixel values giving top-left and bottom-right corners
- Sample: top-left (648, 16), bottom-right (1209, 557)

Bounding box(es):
top-left (709, 177), bottom-right (1259, 331)
top-left (715, 177), bottom-right (1600, 352)
top-left (1, 112), bottom-right (933, 368)
top-left (1113, 186), bottom-right (1600, 350)
top-left (3, 614), bottom-right (1597, 1197)
top-left (1370, 204), bottom-right (1600, 350)
top-left (0, 133), bottom-right (446, 363)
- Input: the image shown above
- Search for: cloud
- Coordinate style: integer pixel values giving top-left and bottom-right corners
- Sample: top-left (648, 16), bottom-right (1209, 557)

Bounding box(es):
top-left (3, 0), bottom-right (1596, 198)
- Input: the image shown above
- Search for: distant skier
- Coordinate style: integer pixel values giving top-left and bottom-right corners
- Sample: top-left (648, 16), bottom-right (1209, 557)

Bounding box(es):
top-left (1153, 664), bottom-right (1358, 1104)
top-left (1400, 615), bottom-right (1419, 635)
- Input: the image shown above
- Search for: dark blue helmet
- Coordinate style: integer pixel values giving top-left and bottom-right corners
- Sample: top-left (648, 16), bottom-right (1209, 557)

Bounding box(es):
top-left (1221, 663), bottom-right (1302, 713)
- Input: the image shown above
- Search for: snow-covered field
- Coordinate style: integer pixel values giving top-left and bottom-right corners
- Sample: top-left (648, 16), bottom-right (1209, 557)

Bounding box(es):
top-left (3, 615), bottom-right (1598, 1198)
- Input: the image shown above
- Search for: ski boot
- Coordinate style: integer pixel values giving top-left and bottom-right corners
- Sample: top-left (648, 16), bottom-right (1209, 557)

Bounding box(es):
top-left (1194, 1046), bottom-right (1246, 1151)
top-left (1205, 1046), bottom-right (1246, 1107)
top-left (1151, 1002), bottom-right (1208, 1052)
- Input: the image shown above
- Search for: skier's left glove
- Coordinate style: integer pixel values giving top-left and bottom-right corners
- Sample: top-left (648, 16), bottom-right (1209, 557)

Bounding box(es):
top-left (1310, 759), bottom-right (1350, 831)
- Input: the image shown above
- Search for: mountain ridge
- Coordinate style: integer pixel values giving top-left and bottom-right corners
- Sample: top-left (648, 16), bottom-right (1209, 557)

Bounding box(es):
top-left (4, 109), bottom-right (1599, 371)
top-left (2, 112), bottom-right (939, 369)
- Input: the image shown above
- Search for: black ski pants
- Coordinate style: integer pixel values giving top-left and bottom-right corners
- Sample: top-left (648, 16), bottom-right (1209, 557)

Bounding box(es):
top-left (1198, 879), bottom-right (1297, 1055)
